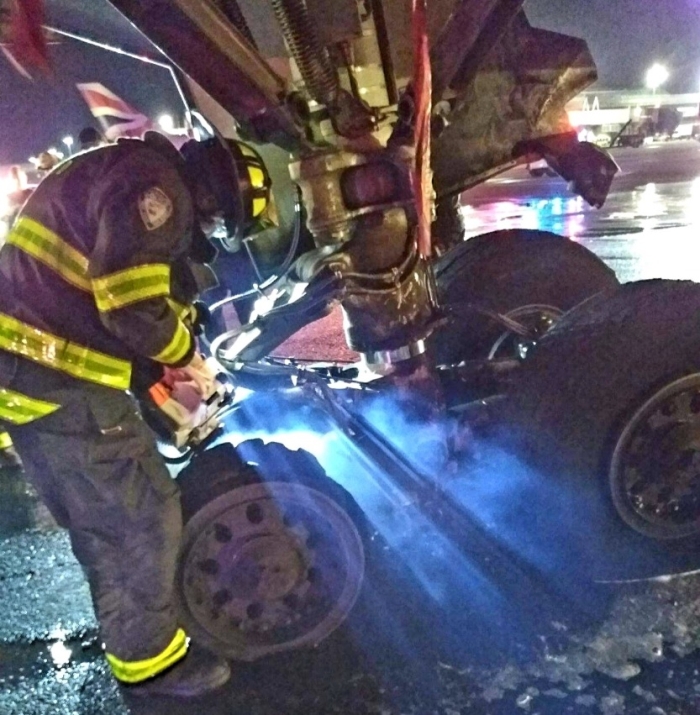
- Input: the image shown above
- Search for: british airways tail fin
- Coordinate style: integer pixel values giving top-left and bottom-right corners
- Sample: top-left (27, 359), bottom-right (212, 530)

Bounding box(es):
top-left (76, 82), bottom-right (153, 140)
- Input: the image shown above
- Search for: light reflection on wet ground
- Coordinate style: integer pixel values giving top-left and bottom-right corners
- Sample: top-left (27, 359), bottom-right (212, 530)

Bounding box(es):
top-left (462, 141), bottom-right (700, 283)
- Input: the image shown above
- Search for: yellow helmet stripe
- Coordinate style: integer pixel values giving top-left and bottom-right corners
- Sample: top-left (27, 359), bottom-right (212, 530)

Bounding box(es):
top-left (0, 313), bottom-right (131, 390)
top-left (0, 387), bottom-right (60, 424)
top-left (92, 264), bottom-right (171, 312)
top-left (7, 217), bottom-right (91, 291)
top-left (248, 166), bottom-right (266, 190)
top-left (238, 143), bottom-right (257, 157)
top-left (252, 198), bottom-right (267, 217)
top-left (106, 628), bottom-right (189, 684)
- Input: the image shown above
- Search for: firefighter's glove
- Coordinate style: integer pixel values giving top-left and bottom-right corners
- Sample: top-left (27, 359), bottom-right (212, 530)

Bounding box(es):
top-left (190, 301), bottom-right (211, 336)
top-left (181, 352), bottom-right (219, 401)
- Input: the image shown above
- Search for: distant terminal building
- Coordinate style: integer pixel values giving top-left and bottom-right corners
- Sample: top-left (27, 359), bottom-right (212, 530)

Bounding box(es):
top-left (565, 90), bottom-right (700, 147)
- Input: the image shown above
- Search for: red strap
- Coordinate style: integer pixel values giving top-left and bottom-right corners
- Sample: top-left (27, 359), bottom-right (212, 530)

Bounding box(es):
top-left (1, 0), bottom-right (50, 78)
top-left (412, 0), bottom-right (432, 258)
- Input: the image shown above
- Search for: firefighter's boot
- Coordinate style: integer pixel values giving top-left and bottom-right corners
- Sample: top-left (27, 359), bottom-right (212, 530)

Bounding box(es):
top-left (127, 645), bottom-right (231, 699)
top-left (0, 433), bottom-right (22, 470)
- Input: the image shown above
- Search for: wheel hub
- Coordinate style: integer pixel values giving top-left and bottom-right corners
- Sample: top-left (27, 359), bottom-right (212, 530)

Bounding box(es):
top-left (225, 534), bottom-right (307, 601)
top-left (488, 304), bottom-right (562, 360)
top-left (611, 375), bottom-right (700, 539)
top-left (178, 481), bottom-right (365, 659)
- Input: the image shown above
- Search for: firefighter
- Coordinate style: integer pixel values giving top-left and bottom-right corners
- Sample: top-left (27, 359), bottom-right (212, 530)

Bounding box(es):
top-left (0, 131), bottom-right (249, 698)
top-left (35, 150), bottom-right (58, 175)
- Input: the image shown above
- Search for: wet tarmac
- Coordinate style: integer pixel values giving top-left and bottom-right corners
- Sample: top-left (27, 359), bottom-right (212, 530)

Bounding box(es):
top-left (464, 140), bottom-right (700, 284)
top-left (5, 140), bottom-right (700, 714)
top-left (6, 412), bottom-right (700, 715)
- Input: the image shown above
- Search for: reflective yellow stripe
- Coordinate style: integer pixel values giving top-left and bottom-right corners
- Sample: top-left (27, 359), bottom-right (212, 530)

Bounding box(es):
top-left (106, 628), bottom-right (189, 684)
top-left (152, 319), bottom-right (191, 364)
top-left (0, 313), bottom-right (131, 390)
top-left (166, 298), bottom-right (194, 323)
top-left (93, 264), bottom-right (171, 312)
top-left (0, 388), bottom-right (60, 425)
top-left (0, 431), bottom-right (13, 449)
top-left (9, 219), bottom-right (177, 319)
top-left (7, 217), bottom-right (91, 291)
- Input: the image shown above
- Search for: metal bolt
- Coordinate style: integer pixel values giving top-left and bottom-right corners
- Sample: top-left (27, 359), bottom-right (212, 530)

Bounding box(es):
top-left (213, 589), bottom-right (232, 607)
top-left (214, 523), bottom-right (233, 542)
top-left (198, 559), bottom-right (219, 576)
top-left (246, 503), bottom-right (264, 524)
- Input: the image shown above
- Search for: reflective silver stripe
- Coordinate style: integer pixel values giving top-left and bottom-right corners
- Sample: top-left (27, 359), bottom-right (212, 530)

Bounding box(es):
top-left (0, 388), bottom-right (60, 424)
top-left (0, 313), bottom-right (131, 390)
top-left (106, 629), bottom-right (189, 684)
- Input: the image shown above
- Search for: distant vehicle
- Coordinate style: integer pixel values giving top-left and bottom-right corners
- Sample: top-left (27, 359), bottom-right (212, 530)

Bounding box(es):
top-left (601, 120), bottom-right (646, 148)
top-left (526, 157), bottom-right (557, 178)
top-left (614, 132), bottom-right (644, 148)
top-left (579, 107), bottom-right (698, 149)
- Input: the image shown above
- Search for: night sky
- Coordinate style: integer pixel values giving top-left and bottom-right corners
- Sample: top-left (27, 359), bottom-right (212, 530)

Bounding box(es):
top-left (527, 0), bottom-right (700, 93)
top-left (1, 0), bottom-right (700, 163)
top-left (0, 44), bottom-right (182, 164)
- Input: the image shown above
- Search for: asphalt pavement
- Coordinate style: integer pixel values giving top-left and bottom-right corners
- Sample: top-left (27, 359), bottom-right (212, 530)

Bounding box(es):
top-left (5, 140), bottom-right (700, 714)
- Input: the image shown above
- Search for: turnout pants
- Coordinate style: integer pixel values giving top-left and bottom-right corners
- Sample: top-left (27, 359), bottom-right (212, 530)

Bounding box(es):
top-left (4, 356), bottom-right (185, 674)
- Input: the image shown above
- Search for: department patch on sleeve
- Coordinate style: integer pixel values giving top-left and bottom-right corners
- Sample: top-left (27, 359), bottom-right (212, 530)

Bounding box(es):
top-left (138, 187), bottom-right (173, 231)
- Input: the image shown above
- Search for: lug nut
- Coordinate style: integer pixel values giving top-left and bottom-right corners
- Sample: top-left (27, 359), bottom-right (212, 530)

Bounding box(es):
top-left (214, 523), bottom-right (233, 542)
top-left (246, 503), bottom-right (264, 524)
top-left (198, 559), bottom-right (219, 576)
top-left (213, 589), bottom-right (232, 607)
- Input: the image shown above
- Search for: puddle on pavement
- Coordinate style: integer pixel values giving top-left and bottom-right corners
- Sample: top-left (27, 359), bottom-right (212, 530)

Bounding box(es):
top-left (0, 636), bottom-right (101, 684)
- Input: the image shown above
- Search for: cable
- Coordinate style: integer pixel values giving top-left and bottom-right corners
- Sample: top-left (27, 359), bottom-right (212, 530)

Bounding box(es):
top-left (208, 197), bottom-right (302, 313)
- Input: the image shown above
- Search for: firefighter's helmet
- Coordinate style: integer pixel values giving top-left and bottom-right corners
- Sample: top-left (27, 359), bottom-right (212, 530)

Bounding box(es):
top-left (180, 137), bottom-right (271, 246)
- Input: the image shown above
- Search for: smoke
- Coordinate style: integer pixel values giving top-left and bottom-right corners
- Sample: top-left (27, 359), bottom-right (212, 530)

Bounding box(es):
top-left (215, 386), bottom-right (699, 669)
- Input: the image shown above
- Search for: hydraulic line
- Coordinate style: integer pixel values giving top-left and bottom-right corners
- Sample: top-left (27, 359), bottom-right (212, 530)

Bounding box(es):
top-left (269, 0), bottom-right (339, 107)
top-left (208, 198), bottom-right (303, 314)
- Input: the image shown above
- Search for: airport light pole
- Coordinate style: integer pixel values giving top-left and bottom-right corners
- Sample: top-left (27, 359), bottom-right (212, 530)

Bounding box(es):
top-left (646, 63), bottom-right (669, 95)
top-left (158, 114), bottom-right (175, 132)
